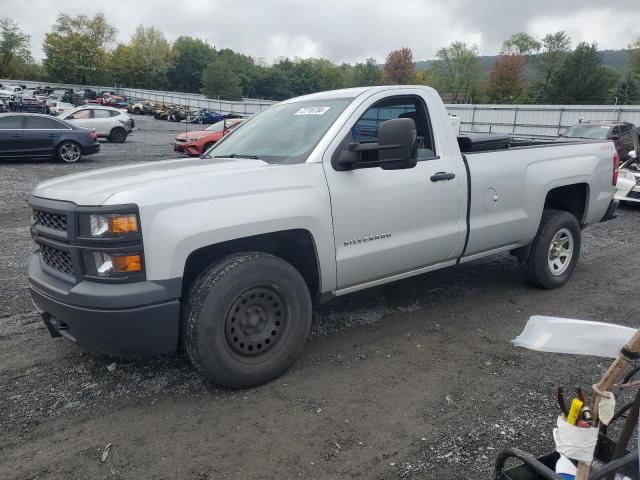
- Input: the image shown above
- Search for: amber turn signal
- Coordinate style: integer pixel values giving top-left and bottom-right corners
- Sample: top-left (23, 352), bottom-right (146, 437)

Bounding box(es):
top-left (112, 254), bottom-right (142, 273)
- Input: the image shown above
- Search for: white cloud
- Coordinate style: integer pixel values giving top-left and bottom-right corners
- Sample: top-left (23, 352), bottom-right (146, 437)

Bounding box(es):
top-left (4, 0), bottom-right (640, 63)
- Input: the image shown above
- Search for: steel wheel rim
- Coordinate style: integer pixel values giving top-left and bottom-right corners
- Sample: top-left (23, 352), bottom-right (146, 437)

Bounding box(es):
top-left (60, 143), bottom-right (80, 162)
top-left (224, 286), bottom-right (286, 356)
top-left (548, 228), bottom-right (573, 276)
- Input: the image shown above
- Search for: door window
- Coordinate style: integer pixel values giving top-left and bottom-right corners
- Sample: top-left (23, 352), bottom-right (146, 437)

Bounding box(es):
top-left (26, 117), bottom-right (66, 129)
top-left (68, 109), bottom-right (91, 120)
top-left (93, 109), bottom-right (112, 119)
top-left (0, 116), bottom-right (23, 129)
top-left (352, 96), bottom-right (436, 159)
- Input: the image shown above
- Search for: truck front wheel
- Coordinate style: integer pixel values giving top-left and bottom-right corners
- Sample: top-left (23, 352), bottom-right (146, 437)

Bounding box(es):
top-left (518, 209), bottom-right (581, 289)
top-left (182, 252), bottom-right (312, 388)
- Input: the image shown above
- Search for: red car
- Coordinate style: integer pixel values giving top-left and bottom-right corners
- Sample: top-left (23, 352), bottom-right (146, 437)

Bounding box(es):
top-left (174, 118), bottom-right (245, 156)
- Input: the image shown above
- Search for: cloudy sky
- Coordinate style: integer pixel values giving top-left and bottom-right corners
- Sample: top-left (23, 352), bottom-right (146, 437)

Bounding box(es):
top-left (5, 0), bottom-right (640, 63)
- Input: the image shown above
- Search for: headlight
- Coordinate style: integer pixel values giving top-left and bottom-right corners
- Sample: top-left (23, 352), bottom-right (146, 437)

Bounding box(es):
top-left (619, 169), bottom-right (636, 182)
top-left (83, 251), bottom-right (143, 278)
top-left (79, 213), bottom-right (139, 239)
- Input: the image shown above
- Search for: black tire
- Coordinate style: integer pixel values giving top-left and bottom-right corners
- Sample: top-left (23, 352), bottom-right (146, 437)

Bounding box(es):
top-left (518, 209), bottom-right (581, 289)
top-left (56, 141), bottom-right (82, 163)
top-left (202, 142), bottom-right (215, 154)
top-left (134, 107), bottom-right (142, 115)
top-left (109, 127), bottom-right (127, 143)
top-left (182, 252), bottom-right (312, 388)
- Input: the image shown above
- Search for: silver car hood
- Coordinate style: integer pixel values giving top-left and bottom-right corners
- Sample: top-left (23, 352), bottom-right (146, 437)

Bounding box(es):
top-left (33, 157), bottom-right (271, 206)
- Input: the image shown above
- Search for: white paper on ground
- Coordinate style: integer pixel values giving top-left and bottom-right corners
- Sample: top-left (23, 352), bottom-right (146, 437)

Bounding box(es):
top-left (512, 316), bottom-right (636, 358)
top-left (553, 416), bottom-right (599, 462)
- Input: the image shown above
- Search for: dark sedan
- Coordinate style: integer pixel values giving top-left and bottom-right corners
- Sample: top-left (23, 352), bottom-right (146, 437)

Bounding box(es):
top-left (0, 113), bottom-right (100, 163)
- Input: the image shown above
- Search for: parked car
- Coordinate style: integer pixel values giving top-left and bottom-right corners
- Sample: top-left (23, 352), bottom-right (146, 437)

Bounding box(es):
top-left (560, 121), bottom-right (636, 160)
top-left (190, 109), bottom-right (224, 124)
top-left (70, 88), bottom-right (97, 106)
top-left (614, 129), bottom-right (640, 204)
top-left (0, 98), bottom-right (7, 113)
top-left (26, 85), bottom-right (619, 388)
top-left (46, 88), bottom-right (74, 103)
top-left (12, 96), bottom-right (50, 114)
top-left (0, 85), bottom-right (23, 99)
top-left (174, 118), bottom-right (245, 156)
top-left (0, 113), bottom-right (99, 162)
top-left (60, 105), bottom-right (134, 143)
top-left (48, 101), bottom-right (75, 116)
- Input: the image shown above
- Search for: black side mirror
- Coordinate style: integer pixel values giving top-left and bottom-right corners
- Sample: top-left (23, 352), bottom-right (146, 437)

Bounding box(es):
top-left (610, 135), bottom-right (620, 141)
top-left (335, 118), bottom-right (418, 170)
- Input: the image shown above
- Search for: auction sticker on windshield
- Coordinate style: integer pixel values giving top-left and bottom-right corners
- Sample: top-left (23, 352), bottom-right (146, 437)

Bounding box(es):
top-left (295, 106), bottom-right (330, 115)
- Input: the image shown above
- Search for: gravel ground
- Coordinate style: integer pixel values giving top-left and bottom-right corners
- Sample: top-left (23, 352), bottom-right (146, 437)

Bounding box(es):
top-left (1, 115), bottom-right (640, 479)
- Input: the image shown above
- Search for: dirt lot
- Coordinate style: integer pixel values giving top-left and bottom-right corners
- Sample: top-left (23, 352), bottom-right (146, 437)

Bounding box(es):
top-left (1, 115), bottom-right (639, 480)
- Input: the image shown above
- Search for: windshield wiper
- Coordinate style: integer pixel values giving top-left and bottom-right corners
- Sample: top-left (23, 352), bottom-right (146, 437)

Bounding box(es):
top-left (214, 153), bottom-right (261, 159)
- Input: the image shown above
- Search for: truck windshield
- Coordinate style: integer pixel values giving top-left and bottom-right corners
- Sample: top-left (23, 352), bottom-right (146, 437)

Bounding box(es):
top-left (562, 125), bottom-right (610, 140)
top-left (210, 97), bottom-right (353, 164)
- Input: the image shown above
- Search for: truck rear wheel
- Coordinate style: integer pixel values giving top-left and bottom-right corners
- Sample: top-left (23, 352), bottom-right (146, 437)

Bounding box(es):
top-left (182, 252), bottom-right (312, 388)
top-left (518, 209), bottom-right (581, 289)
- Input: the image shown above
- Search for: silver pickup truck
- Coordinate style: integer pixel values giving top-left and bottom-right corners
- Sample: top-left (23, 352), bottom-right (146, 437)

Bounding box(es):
top-left (28, 86), bottom-right (619, 387)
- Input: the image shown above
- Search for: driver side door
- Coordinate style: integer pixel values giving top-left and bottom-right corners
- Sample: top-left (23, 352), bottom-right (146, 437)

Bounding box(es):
top-left (323, 90), bottom-right (464, 292)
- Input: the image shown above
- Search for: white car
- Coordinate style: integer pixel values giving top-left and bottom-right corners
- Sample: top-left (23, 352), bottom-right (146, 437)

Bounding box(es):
top-left (615, 151), bottom-right (640, 203)
top-left (59, 105), bottom-right (134, 143)
top-left (48, 101), bottom-right (75, 116)
top-left (0, 85), bottom-right (23, 99)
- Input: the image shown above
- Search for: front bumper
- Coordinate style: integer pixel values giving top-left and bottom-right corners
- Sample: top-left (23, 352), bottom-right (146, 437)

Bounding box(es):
top-left (29, 255), bottom-right (181, 357)
top-left (174, 142), bottom-right (200, 156)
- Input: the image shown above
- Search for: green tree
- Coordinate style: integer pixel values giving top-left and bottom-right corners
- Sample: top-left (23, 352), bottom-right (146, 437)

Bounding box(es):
top-left (167, 36), bottom-right (213, 93)
top-left (431, 42), bottom-right (483, 103)
top-left (110, 25), bottom-right (171, 89)
top-left (201, 56), bottom-right (243, 100)
top-left (610, 74), bottom-right (640, 105)
top-left (254, 66), bottom-right (291, 100)
top-left (0, 17), bottom-right (31, 77)
top-left (530, 31), bottom-right (571, 99)
top-left (43, 13), bottom-right (116, 84)
top-left (547, 42), bottom-right (619, 103)
top-left (383, 47), bottom-right (415, 84)
top-left (503, 32), bottom-right (541, 56)
top-left (351, 58), bottom-right (382, 86)
top-left (628, 39), bottom-right (640, 79)
top-left (214, 48), bottom-right (260, 97)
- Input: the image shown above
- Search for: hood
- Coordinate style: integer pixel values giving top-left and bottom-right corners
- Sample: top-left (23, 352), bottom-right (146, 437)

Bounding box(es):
top-left (175, 130), bottom-right (213, 141)
top-left (33, 157), bottom-right (271, 205)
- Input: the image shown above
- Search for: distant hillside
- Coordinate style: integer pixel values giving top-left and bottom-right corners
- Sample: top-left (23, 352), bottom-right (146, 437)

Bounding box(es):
top-left (413, 49), bottom-right (629, 79)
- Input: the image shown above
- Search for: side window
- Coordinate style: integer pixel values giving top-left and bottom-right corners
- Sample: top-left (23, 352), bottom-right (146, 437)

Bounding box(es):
top-left (0, 116), bottom-right (23, 129)
top-left (352, 97), bottom-right (436, 159)
top-left (109, 110), bottom-right (121, 117)
top-left (68, 109), bottom-right (91, 120)
top-left (611, 126), bottom-right (621, 138)
top-left (93, 109), bottom-right (112, 119)
top-left (26, 117), bottom-right (65, 130)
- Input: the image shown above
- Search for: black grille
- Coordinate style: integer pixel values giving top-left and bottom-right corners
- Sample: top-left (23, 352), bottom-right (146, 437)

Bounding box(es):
top-left (33, 209), bottom-right (67, 232)
top-left (628, 191), bottom-right (640, 200)
top-left (40, 244), bottom-right (74, 276)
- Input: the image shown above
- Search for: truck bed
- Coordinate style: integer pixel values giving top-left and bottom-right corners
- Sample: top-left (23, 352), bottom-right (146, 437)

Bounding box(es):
top-left (457, 132), bottom-right (600, 154)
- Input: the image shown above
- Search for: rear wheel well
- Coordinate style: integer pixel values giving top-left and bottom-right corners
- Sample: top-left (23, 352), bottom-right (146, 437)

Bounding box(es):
top-left (544, 183), bottom-right (588, 224)
top-left (182, 230), bottom-right (321, 303)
